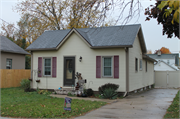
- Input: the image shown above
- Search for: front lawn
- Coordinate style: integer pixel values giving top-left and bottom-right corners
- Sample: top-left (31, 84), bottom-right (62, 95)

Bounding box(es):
top-left (1, 88), bottom-right (106, 118)
top-left (164, 90), bottom-right (179, 119)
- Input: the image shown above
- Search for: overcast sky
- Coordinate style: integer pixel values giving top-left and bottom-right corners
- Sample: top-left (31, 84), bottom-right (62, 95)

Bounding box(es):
top-left (0, 0), bottom-right (179, 55)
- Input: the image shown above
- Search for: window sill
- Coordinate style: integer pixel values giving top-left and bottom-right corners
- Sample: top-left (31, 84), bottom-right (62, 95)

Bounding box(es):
top-left (102, 76), bottom-right (113, 78)
top-left (42, 75), bottom-right (53, 78)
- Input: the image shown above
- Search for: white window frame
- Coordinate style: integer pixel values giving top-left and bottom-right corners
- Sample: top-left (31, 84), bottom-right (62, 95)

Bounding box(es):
top-left (43, 58), bottom-right (52, 76)
top-left (6, 59), bottom-right (12, 69)
top-left (139, 59), bottom-right (142, 71)
top-left (102, 56), bottom-right (113, 77)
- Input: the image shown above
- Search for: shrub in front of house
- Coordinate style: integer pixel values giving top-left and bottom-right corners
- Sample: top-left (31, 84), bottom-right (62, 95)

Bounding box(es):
top-left (98, 83), bottom-right (119, 99)
top-left (101, 88), bottom-right (118, 99)
top-left (98, 83), bottom-right (119, 94)
top-left (86, 88), bottom-right (94, 96)
top-left (20, 79), bottom-right (31, 92)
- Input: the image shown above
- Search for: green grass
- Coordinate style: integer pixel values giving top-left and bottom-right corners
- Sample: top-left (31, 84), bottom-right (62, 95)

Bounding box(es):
top-left (164, 90), bottom-right (179, 119)
top-left (1, 87), bottom-right (107, 118)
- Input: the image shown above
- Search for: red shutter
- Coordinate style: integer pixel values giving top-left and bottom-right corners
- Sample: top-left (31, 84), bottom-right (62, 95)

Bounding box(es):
top-left (52, 57), bottom-right (57, 77)
top-left (96, 56), bottom-right (101, 78)
top-left (114, 55), bottom-right (119, 78)
top-left (38, 57), bottom-right (42, 77)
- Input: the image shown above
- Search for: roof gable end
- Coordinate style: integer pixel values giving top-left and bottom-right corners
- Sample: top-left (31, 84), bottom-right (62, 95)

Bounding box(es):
top-left (56, 28), bottom-right (92, 50)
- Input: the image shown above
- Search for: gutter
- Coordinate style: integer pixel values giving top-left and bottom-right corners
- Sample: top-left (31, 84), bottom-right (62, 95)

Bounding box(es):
top-left (26, 45), bottom-right (133, 51)
top-left (26, 48), bottom-right (56, 51)
top-left (143, 54), bottom-right (157, 62)
top-left (91, 45), bottom-right (133, 49)
top-left (1, 50), bottom-right (30, 55)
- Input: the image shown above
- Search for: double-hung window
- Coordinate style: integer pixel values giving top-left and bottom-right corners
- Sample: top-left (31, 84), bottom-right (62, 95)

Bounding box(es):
top-left (135, 58), bottom-right (138, 72)
top-left (6, 59), bottom-right (12, 69)
top-left (139, 59), bottom-right (142, 70)
top-left (44, 58), bottom-right (51, 76)
top-left (103, 57), bottom-right (112, 77)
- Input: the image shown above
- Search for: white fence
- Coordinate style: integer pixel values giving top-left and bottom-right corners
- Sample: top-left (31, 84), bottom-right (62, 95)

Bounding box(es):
top-left (154, 71), bottom-right (180, 88)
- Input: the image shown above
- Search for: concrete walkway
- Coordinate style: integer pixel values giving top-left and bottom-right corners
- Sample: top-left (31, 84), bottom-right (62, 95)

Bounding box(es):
top-left (74, 89), bottom-right (178, 119)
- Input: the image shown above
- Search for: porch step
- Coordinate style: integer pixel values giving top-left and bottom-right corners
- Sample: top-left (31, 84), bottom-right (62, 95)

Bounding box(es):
top-left (54, 88), bottom-right (80, 95)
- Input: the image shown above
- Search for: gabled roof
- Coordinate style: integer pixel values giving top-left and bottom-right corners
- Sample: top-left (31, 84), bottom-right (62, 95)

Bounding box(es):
top-left (26, 24), bottom-right (147, 53)
top-left (0, 36), bottom-right (30, 55)
top-left (147, 54), bottom-right (179, 59)
top-left (147, 54), bottom-right (179, 66)
top-left (155, 60), bottom-right (178, 71)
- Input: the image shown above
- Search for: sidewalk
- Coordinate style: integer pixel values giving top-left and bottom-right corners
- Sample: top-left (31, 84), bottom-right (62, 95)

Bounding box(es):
top-left (50, 94), bottom-right (118, 104)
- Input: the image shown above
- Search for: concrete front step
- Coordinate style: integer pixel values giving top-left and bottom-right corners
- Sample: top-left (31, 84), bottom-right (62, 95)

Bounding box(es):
top-left (54, 89), bottom-right (82, 95)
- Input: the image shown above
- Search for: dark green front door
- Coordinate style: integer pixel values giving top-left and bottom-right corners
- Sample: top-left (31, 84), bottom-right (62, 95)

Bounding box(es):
top-left (64, 57), bottom-right (75, 86)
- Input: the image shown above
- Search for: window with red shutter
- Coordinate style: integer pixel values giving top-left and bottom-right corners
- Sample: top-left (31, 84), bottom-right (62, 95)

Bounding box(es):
top-left (38, 57), bottom-right (42, 77)
top-left (103, 57), bottom-right (112, 77)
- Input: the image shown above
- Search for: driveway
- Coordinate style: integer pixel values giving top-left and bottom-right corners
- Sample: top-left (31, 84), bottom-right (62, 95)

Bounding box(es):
top-left (75, 89), bottom-right (178, 119)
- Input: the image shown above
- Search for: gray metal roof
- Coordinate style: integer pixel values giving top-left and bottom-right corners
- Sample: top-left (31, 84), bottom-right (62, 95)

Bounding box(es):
top-left (27, 24), bottom-right (143, 51)
top-left (0, 36), bottom-right (30, 55)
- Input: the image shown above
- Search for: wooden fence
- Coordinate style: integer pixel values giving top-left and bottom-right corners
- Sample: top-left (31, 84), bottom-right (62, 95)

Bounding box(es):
top-left (155, 70), bottom-right (180, 88)
top-left (0, 69), bottom-right (31, 88)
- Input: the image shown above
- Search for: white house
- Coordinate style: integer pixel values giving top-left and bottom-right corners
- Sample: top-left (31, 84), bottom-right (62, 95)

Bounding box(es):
top-left (154, 60), bottom-right (178, 71)
top-left (147, 52), bottom-right (179, 71)
top-left (26, 24), bottom-right (156, 93)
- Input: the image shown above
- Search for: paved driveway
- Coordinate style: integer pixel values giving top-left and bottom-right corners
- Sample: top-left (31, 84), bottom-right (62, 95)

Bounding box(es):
top-left (75, 89), bottom-right (178, 119)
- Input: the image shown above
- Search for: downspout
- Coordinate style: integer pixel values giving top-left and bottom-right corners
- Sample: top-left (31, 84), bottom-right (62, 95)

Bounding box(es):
top-left (124, 47), bottom-right (129, 97)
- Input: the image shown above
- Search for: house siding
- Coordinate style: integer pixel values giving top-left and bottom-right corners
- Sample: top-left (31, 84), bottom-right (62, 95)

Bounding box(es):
top-left (128, 35), bottom-right (154, 92)
top-left (32, 32), bottom-right (126, 92)
top-left (1, 52), bottom-right (26, 69)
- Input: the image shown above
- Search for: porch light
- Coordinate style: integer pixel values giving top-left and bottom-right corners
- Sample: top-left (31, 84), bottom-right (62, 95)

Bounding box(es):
top-left (79, 56), bottom-right (82, 62)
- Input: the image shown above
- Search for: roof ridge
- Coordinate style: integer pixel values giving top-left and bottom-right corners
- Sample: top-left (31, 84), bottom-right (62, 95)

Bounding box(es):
top-left (43, 24), bottom-right (141, 32)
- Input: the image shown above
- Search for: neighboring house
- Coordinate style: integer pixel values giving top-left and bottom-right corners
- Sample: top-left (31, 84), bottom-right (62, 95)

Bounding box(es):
top-left (147, 52), bottom-right (179, 71)
top-left (0, 36), bottom-right (30, 69)
top-left (154, 60), bottom-right (178, 71)
top-left (26, 24), bottom-right (156, 93)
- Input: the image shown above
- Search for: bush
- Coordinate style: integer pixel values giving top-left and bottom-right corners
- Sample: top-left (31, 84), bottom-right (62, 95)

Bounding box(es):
top-left (86, 88), bottom-right (94, 96)
top-left (98, 83), bottom-right (119, 94)
top-left (20, 79), bottom-right (31, 92)
top-left (101, 88), bottom-right (118, 99)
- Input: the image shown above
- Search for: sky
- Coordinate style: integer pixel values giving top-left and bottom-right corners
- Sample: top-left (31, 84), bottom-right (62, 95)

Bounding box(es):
top-left (0, 0), bottom-right (180, 56)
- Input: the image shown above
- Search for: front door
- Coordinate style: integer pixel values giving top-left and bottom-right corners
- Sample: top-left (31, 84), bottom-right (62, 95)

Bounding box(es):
top-left (64, 57), bottom-right (75, 86)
